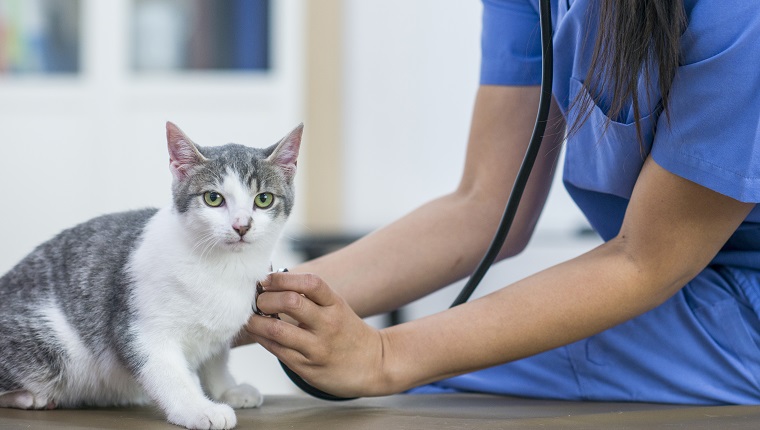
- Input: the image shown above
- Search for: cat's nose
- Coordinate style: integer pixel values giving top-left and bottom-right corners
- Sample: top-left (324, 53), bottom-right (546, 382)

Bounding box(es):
top-left (233, 219), bottom-right (252, 237)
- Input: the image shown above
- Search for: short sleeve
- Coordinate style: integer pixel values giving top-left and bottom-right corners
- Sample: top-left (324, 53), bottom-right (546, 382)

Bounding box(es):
top-left (480, 0), bottom-right (543, 86)
top-left (651, 1), bottom-right (760, 203)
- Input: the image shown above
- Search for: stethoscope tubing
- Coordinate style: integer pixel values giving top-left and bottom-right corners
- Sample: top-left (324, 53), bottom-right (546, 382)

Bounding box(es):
top-left (280, 0), bottom-right (554, 401)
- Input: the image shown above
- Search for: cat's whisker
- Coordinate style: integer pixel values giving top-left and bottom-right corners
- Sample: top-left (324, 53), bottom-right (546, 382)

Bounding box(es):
top-left (190, 232), bottom-right (217, 254)
top-left (192, 232), bottom-right (222, 261)
top-left (201, 236), bottom-right (222, 261)
top-left (198, 237), bottom-right (219, 263)
top-left (192, 238), bottom-right (215, 259)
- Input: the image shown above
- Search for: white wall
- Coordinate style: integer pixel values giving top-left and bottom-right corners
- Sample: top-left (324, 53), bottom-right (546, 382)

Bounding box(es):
top-left (341, 0), bottom-right (588, 235)
top-left (342, 0), bottom-right (480, 231)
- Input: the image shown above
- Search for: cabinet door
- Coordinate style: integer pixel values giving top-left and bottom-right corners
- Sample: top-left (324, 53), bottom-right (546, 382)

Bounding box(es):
top-left (0, 0), bottom-right (81, 74)
top-left (131, 0), bottom-right (270, 72)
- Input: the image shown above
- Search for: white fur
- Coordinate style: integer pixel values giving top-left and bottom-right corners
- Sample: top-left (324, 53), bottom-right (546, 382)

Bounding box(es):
top-left (0, 391), bottom-right (42, 409)
top-left (37, 300), bottom-right (148, 408)
top-left (126, 171), bottom-right (284, 428)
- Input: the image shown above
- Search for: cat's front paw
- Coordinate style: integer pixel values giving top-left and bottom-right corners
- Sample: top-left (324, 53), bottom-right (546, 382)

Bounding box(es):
top-left (0, 391), bottom-right (56, 410)
top-left (168, 402), bottom-right (237, 429)
top-left (220, 383), bottom-right (263, 409)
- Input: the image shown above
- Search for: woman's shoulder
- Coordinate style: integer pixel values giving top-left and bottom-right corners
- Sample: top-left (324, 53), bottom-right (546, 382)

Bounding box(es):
top-left (681, 0), bottom-right (760, 65)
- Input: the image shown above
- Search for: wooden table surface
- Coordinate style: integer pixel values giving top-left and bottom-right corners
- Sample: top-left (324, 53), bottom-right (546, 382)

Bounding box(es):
top-left (2, 393), bottom-right (760, 429)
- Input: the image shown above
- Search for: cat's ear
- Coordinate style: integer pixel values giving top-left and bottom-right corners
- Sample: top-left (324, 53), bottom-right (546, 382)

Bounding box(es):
top-left (166, 121), bottom-right (207, 181)
top-left (267, 123), bottom-right (303, 179)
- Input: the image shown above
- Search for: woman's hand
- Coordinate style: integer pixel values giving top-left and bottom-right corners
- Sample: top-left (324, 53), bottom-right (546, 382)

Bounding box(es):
top-left (243, 272), bottom-right (393, 398)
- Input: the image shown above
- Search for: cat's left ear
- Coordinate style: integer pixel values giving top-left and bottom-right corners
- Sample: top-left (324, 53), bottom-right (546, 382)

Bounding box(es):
top-left (267, 123), bottom-right (303, 179)
top-left (166, 121), bottom-right (207, 181)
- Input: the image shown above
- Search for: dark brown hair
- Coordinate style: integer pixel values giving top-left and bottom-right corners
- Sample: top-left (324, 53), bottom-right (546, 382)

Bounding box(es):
top-left (572, 0), bottom-right (687, 144)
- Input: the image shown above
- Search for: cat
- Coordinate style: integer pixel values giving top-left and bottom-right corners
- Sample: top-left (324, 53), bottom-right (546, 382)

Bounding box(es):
top-left (0, 121), bottom-right (303, 429)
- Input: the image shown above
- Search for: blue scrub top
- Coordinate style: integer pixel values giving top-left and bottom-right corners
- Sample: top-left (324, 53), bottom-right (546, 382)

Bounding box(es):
top-left (409, 1), bottom-right (760, 403)
top-left (481, 0), bottom-right (760, 271)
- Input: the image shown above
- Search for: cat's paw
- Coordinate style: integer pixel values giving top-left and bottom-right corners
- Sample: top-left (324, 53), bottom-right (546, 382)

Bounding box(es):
top-left (168, 402), bottom-right (237, 429)
top-left (0, 391), bottom-right (33, 409)
top-left (220, 383), bottom-right (263, 409)
top-left (0, 391), bottom-right (56, 410)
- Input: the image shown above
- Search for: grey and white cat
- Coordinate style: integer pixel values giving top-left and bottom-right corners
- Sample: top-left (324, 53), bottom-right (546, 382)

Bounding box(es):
top-left (0, 122), bottom-right (302, 429)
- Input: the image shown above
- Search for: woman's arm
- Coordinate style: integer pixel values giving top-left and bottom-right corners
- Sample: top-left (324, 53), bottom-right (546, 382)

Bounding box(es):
top-left (377, 158), bottom-right (754, 393)
top-left (249, 157), bottom-right (753, 398)
top-left (296, 85), bottom-right (565, 317)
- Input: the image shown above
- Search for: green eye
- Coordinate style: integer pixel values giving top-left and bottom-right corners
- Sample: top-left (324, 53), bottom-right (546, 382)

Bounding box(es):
top-left (203, 191), bottom-right (225, 207)
top-left (254, 192), bottom-right (274, 209)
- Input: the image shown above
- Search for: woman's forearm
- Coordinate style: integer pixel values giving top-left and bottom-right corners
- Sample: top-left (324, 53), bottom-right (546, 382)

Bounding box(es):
top-left (294, 192), bottom-right (512, 317)
top-left (295, 87), bottom-right (564, 318)
top-left (376, 239), bottom-right (674, 394)
top-left (375, 158), bottom-right (755, 395)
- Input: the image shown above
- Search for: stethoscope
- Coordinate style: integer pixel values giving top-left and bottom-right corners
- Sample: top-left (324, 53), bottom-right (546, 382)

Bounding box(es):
top-left (264, 0), bottom-right (554, 402)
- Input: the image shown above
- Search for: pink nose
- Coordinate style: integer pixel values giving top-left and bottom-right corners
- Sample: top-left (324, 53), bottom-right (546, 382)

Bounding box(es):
top-left (233, 219), bottom-right (252, 237)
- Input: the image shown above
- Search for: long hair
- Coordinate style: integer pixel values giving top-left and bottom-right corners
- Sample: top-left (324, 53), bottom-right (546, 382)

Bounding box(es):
top-left (571, 0), bottom-right (687, 144)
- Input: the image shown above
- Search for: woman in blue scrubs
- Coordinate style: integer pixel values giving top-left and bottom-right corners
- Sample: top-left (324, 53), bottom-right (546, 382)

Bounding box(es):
top-left (246, 0), bottom-right (760, 404)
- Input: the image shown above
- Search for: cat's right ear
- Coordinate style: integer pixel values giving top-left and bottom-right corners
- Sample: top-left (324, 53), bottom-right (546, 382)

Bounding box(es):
top-left (267, 123), bottom-right (303, 180)
top-left (166, 121), bottom-right (207, 181)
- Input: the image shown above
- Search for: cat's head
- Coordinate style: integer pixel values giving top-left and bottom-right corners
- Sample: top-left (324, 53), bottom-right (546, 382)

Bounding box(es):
top-left (165, 122), bottom-right (302, 254)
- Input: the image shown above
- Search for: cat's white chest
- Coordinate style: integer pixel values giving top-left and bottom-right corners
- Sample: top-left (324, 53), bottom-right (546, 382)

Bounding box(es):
top-left (136, 256), bottom-right (264, 357)
top-left (177, 265), bottom-right (258, 337)
top-left (129, 208), bottom-right (271, 367)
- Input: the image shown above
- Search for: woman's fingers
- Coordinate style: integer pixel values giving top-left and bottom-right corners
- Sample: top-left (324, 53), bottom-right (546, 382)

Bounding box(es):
top-left (245, 272), bottom-right (390, 397)
top-left (245, 313), bottom-right (314, 354)
top-left (256, 288), bottom-right (323, 328)
top-left (260, 272), bottom-right (337, 307)
top-left (256, 272), bottom-right (342, 328)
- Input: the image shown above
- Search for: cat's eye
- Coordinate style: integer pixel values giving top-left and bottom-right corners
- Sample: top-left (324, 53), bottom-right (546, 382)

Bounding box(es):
top-left (254, 192), bottom-right (274, 209)
top-left (203, 191), bottom-right (225, 207)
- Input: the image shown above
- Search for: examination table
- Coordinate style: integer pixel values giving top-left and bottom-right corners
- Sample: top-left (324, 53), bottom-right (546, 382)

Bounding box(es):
top-left (1, 393), bottom-right (760, 429)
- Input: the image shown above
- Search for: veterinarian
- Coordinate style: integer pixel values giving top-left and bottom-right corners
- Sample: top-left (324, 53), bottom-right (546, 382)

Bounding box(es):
top-left (244, 0), bottom-right (760, 403)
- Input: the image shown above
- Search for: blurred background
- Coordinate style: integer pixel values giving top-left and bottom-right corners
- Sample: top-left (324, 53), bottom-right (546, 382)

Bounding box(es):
top-left (0, 0), bottom-right (599, 395)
